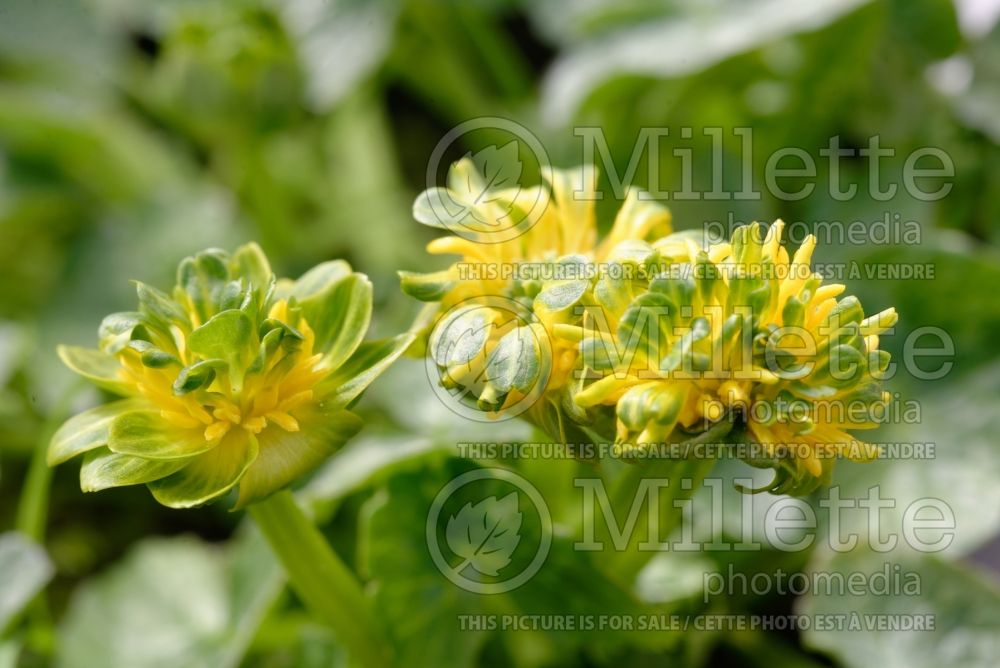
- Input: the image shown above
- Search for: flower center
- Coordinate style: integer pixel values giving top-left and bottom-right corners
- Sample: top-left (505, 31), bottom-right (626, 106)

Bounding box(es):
top-left (118, 300), bottom-right (328, 443)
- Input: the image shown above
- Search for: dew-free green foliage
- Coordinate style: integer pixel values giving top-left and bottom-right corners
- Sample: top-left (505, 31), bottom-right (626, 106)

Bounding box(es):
top-left (0, 533), bottom-right (53, 633)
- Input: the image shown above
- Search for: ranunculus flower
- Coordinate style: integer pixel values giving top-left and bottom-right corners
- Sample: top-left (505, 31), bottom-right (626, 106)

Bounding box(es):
top-left (49, 243), bottom-right (412, 508)
top-left (403, 159), bottom-right (897, 494)
top-left (561, 221), bottom-right (896, 494)
top-left (402, 159), bottom-right (671, 437)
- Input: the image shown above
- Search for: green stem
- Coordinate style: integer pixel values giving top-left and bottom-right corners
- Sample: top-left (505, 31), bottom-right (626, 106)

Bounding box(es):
top-left (248, 491), bottom-right (393, 668)
top-left (10, 383), bottom-right (84, 653)
top-left (16, 383), bottom-right (81, 540)
top-left (15, 434), bottom-right (55, 542)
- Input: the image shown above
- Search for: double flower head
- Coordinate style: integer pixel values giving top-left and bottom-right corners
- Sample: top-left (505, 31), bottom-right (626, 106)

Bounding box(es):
top-left (50, 243), bottom-right (411, 508)
top-left (404, 159), bottom-right (896, 495)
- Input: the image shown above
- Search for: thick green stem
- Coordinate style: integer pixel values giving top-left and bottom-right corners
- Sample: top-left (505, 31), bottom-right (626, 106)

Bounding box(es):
top-left (248, 491), bottom-right (392, 668)
top-left (16, 383), bottom-right (81, 540)
top-left (15, 434), bottom-right (55, 542)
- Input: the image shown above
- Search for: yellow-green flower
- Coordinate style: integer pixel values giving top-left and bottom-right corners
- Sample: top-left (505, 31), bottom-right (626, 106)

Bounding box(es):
top-left (49, 243), bottom-right (412, 508)
top-left (403, 160), bottom-right (897, 493)
top-left (561, 221), bottom-right (896, 494)
top-left (402, 160), bottom-right (671, 432)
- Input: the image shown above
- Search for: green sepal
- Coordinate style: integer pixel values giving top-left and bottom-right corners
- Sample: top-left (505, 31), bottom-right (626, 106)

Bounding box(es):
top-left (230, 242), bottom-right (274, 305)
top-left (138, 346), bottom-right (180, 369)
top-left (286, 260), bottom-right (352, 301)
top-left (81, 448), bottom-right (190, 492)
top-left (57, 345), bottom-right (133, 396)
top-left (148, 429), bottom-right (258, 509)
top-left (295, 272), bottom-right (373, 372)
top-left (233, 408), bottom-right (364, 509)
top-left (823, 295), bottom-right (864, 329)
top-left (48, 399), bottom-right (148, 465)
top-left (108, 410), bottom-right (216, 460)
top-left (617, 382), bottom-right (687, 434)
top-left (618, 292), bottom-right (675, 362)
top-left (593, 268), bottom-right (639, 324)
top-left (321, 332), bottom-right (416, 409)
top-left (430, 305), bottom-right (492, 369)
top-left (412, 186), bottom-right (458, 229)
top-left (535, 277), bottom-right (590, 313)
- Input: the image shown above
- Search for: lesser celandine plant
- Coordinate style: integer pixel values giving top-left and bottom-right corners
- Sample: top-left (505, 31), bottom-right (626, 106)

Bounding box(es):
top-left (47, 165), bottom-right (898, 663)
top-left (404, 161), bottom-right (897, 573)
top-left (49, 243), bottom-right (409, 668)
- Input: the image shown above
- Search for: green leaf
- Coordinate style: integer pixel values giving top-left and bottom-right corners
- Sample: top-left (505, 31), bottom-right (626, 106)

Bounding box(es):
top-left (799, 548), bottom-right (1000, 668)
top-left (501, 539), bottom-right (671, 656)
top-left (233, 408), bottom-right (364, 509)
top-left (303, 433), bottom-right (447, 505)
top-left (540, 0), bottom-right (873, 123)
top-left (849, 245), bottom-right (1000, 388)
top-left (888, 0), bottom-right (961, 62)
top-left (0, 640), bottom-right (20, 668)
top-left (322, 332), bottom-right (415, 409)
top-left (829, 361), bottom-right (1000, 556)
top-left (148, 429), bottom-right (258, 509)
top-left (0, 532), bottom-right (53, 632)
top-left (361, 461), bottom-right (665, 665)
top-left (187, 309), bottom-right (254, 377)
top-left (55, 532), bottom-right (283, 668)
top-left (279, 0), bottom-right (400, 111)
top-left (107, 410), bottom-right (215, 460)
top-left (445, 492), bottom-right (522, 577)
top-left (57, 345), bottom-right (132, 396)
top-left (80, 448), bottom-right (190, 492)
top-left (360, 465), bottom-right (491, 667)
top-left (48, 399), bottom-right (146, 465)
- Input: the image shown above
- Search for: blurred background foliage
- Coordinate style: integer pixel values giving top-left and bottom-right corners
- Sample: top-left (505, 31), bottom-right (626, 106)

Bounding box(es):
top-left (1, 0), bottom-right (999, 666)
